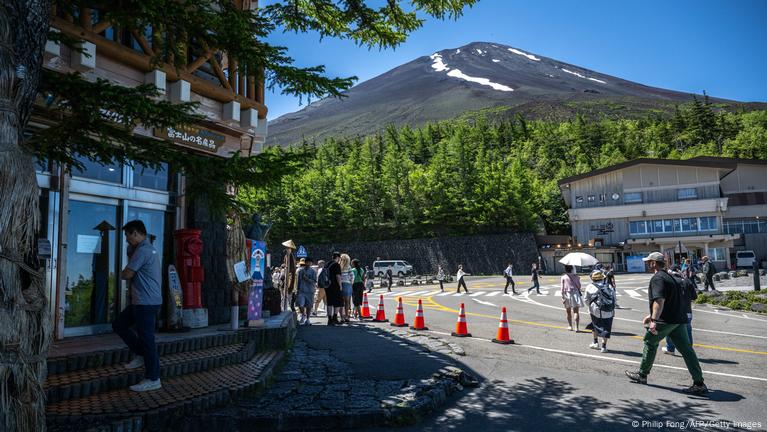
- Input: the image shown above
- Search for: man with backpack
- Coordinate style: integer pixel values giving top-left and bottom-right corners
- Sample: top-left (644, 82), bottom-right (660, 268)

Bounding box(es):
top-left (319, 252), bottom-right (344, 325)
top-left (701, 256), bottom-right (717, 291)
top-left (625, 252), bottom-right (707, 395)
top-left (386, 265), bottom-right (394, 292)
top-left (584, 270), bottom-right (615, 353)
top-left (662, 266), bottom-right (698, 356)
top-left (503, 262), bottom-right (517, 295)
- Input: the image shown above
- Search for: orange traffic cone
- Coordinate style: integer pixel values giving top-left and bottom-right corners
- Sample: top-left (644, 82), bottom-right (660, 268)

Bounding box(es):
top-left (451, 303), bottom-right (472, 337)
top-left (410, 299), bottom-right (429, 331)
top-left (360, 293), bottom-right (372, 319)
top-left (373, 294), bottom-right (388, 322)
top-left (492, 307), bottom-right (514, 344)
top-left (391, 297), bottom-right (408, 327)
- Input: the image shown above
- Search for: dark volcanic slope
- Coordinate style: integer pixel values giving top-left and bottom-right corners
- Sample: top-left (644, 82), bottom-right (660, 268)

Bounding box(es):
top-left (267, 42), bottom-right (743, 147)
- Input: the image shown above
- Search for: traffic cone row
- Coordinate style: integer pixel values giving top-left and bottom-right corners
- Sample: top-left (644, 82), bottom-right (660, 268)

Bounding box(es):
top-left (360, 293), bottom-right (372, 320)
top-left (391, 297), bottom-right (408, 327)
top-left (365, 296), bottom-right (514, 345)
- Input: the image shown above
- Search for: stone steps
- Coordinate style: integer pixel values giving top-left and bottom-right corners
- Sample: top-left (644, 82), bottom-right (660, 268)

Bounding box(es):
top-left (47, 350), bottom-right (283, 432)
top-left (45, 342), bottom-right (249, 403)
top-left (44, 313), bottom-right (297, 432)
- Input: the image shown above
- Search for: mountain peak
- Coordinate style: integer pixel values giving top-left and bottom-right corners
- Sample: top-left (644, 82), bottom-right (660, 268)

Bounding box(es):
top-left (267, 43), bottom-right (746, 147)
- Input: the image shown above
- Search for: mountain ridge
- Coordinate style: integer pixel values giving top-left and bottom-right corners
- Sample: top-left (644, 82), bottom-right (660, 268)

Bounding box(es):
top-left (267, 41), bottom-right (764, 147)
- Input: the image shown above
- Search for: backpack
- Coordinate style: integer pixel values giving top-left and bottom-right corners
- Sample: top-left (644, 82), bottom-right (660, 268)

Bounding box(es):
top-left (590, 283), bottom-right (615, 313)
top-left (317, 262), bottom-right (332, 289)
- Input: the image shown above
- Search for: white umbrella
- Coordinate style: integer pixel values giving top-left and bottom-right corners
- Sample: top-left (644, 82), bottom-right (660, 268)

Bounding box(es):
top-left (558, 252), bottom-right (599, 267)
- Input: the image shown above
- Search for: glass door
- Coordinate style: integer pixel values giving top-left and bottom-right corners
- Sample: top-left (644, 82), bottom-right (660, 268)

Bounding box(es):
top-left (64, 199), bottom-right (119, 334)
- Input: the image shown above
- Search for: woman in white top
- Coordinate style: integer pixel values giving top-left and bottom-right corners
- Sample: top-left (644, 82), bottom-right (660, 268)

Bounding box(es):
top-left (560, 264), bottom-right (584, 331)
top-left (339, 254), bottom-right (354, 323)
top-left (584, 270), bottom-right (616, 353)
top-left (456, 265), bottom-right (470, 293)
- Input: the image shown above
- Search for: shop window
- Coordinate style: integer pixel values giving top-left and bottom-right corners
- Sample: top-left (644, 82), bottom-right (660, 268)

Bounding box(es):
top-left (699, 216), bottom-right (718, 231)
top-left (629, 221), bottom-right (648, 235)
top-left (677, 188), bottom-right (698, 200)
top-left (709, 248), bottom-right (726, 261)
top-left (674, 217), bottom-right (698, 232)
top-left (624, 192), bottom-right (642, 204)
top-left (71, 155), bottom-right (123, 184)
top-left (133, 163), bottom-right (170, 191)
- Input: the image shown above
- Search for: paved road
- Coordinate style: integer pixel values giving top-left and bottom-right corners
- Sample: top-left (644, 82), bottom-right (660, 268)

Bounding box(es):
top-left (351, 274), bottom-right (767, 431)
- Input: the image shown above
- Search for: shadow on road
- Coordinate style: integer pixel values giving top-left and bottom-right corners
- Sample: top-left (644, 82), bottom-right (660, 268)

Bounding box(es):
top-left (394, 376), bottom-right (747, 432)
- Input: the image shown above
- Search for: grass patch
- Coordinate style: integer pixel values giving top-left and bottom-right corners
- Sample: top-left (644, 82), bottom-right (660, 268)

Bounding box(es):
top-left (695, 290), bottom-right (766, 313)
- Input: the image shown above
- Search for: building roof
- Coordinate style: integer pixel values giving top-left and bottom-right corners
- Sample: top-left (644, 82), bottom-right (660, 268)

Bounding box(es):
top-left (555, 156), bottom-right (763, 187)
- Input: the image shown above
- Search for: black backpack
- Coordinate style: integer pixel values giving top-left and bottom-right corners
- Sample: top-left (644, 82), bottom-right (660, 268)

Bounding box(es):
top-left (590, 283), bottom-right (615, 313)
top-left (318, 262), bottom-right (332, 289)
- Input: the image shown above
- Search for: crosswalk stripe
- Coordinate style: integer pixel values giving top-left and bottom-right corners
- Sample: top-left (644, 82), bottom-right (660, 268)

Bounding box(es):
top-left (387, 291), bottom-right (412, 297)
top-left (469, 292), bottom-right (485, 297)
top-left (407, 290), bottom-right (430, 296)
top-left (554, 290), bottom-right (561, 297)
top-left (485, 291), bottom-right (500, 297)
top-left (452, 293), bottom-right (465, 296)
top-left (626, 289), bottom-right (643, 299)
top-left (436, 291), bottom-right (452, 296)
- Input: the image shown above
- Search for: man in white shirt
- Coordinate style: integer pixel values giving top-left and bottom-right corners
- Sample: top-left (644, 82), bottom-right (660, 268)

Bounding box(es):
top-left (503, 262), bottom-right (517, 295)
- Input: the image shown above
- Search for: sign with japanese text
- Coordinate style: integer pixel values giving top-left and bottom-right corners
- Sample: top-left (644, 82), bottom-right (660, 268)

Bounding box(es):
top-left (154, 125), bottom-right (225, 153)
top-left (247, 240), bottom-right (266, 322)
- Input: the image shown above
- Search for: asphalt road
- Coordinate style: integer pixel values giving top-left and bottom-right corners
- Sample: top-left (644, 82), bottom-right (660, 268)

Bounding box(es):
top-left (356, 274), bottom-right (767, 432)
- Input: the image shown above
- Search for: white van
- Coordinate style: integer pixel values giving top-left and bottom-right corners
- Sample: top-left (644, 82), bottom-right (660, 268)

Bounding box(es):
top-left (373, 260), bottom-right (414, 278)
top-left (736, 250), bottom-right (756, 268)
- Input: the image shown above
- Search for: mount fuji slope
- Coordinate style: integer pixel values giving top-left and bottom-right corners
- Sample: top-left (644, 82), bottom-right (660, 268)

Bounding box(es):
top-left (268, 42), bottom-right (762, 147)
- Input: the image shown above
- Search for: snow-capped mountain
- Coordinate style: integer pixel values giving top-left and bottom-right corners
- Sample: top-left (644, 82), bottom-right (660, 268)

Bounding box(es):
top-left (267, 42), bottom-right (756, 147)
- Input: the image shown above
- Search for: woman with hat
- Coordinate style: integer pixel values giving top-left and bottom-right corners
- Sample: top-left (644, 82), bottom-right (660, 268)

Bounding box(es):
top-left (584, 269), bottom-right (616, 353)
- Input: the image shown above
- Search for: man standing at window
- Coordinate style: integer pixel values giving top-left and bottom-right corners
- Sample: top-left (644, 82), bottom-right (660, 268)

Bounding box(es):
top-left (625, 252), bottom-right (706, 395)
top-left (113, 220), bottom-right (163, 392)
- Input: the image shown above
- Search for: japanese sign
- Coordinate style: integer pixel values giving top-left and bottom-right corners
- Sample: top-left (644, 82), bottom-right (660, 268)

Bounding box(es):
top-left (154, 125), bottom-right (226, 153)
top-left (589, 222), bottom-right (615, 234)
top-left (248, 240), bottom-right (266, 322)
top-left (296, 245), bottom-right (308, 258)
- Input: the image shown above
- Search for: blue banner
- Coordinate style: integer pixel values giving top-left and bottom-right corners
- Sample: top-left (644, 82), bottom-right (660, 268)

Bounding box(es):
top-left (248, 240), bottom-right (266, 321)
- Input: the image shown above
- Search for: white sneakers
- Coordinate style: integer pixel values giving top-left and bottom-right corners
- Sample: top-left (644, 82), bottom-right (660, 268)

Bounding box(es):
top-left (567, 326), bottom-right (573, 331)
top-left (125, 356), bottom-right (144, 370)
top-left (589, 342), bottom-right (600, 350)
top-left (130, 379), bottom-right (162, 392)
top-left (662, 346), bottom-right (675, 355)
top-left (600, 347), bottom-right (608, 353)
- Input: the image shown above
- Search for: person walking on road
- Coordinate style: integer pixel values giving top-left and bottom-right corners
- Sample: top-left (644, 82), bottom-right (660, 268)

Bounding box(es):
top-left (340, 254), bottom-right (353, 323)
top-left (456, 265), bottom-right (470, 293)
top-left (503, 262), bottom-right (517, 295)
top-left (365, 266), bottom-right (375, 293)
top-left (527, 263), bottom-right (541, 294)
top-left (114, 220), bottom-right (162, 392)
top-left (625, 252), bottom-right (707, 395)
top-left (560, 265), bottom-right (584, 332)
top-left (584, 270), bottom-right (615, 352)
top-left (295, 258), bottom-right (317, 325)
top-left (701, 256), bottom-right (717, 291)
top-left (351, 259), bottom-right (365, 320)
top-left (386, 265), bottom-right (394, 292)
top-left (313, 260), bottom-right (327, 316)
top-left (437, 265), bottom-right (446, 292)
top-left (325, 252), bottom-right (344, 325)
top-left (662, 266), bottom-right (698, 356)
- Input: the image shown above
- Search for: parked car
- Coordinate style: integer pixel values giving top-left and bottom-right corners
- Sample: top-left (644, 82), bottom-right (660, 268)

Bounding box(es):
top-left (735, 250), bottom-right (757, 268)
top-left (373, 260), bottom-right (413, 278)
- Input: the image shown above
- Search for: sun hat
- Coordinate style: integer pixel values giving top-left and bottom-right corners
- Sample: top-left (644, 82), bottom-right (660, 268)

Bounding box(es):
top-left (281, 239), bottom-right (296, 249)
top-left (298, 258), bottom-right (306, 265)
top-left (590, 270), bottom-right (606, 281)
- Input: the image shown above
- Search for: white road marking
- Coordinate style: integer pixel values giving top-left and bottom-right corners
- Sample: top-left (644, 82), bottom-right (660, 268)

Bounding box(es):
top-left (469, 292), bottom-right (485, 297)
top-left (408, 290), bottom-right (432, 296)
top-left (472, 299), bottom-right (498, 307)
top-left (427, 331), bottom-right (767, 382)
top-left (486, 291), bottom-right (501, 297)
top-left (453, 293), bottom-right (465, 297)
top-left (626, 289), bottom-right (643, 299)
top-left (436, 292), bottom-right (452, 296)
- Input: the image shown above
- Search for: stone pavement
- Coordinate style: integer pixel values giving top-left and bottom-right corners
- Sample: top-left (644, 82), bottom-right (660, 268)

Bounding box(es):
top-left (183, 323), bottom-right (479, 431)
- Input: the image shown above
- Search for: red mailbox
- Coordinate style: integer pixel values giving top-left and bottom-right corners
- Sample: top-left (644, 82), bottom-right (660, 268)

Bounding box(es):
top-left (174, 229), bottom-right (204, 309)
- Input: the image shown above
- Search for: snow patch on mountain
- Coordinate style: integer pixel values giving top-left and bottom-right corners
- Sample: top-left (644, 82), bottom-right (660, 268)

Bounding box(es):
top-left (430, 53), bottom-right (449, 72)
top-left (446, 69), bottom-right (513, 92)
top-left (456, 49), bottom-right (460, 54)
top-left (492, 59), bottom-right (501, 63)
top-left (508, 48), bottom-right (540, 61)
top-left (561, 68), bottom-right (606, 84)
top-left (476, 49), bottom-right (484, 55)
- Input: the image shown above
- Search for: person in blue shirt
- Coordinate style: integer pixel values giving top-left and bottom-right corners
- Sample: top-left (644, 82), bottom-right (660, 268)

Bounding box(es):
top-left (113, 220), bottom-right (163, 392)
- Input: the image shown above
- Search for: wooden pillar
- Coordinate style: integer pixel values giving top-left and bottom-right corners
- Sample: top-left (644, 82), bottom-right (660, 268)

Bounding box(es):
top-left (80, 7), bottom-right (93, 30)
top-left (257, 66), bottom-right (265, 105)
top-left (238, 68), bottom-right (246, 97)
top-left (247, 75), bottom-right (255, 100)
top-left (228, 59), bottom-right (238, 93)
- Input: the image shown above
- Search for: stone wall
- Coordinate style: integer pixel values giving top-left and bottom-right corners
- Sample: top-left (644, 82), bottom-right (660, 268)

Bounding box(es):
top-left (268, 232), bottom-right (540, 276)
top-left (189, 200), bottom-right (232, 325)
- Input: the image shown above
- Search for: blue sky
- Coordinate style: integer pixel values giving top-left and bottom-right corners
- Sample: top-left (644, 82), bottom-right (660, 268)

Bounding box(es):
top-left (263, 0), bottom-right (767, 119)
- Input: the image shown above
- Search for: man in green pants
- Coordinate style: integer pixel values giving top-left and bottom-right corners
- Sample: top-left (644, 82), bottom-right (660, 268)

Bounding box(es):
top-left (625, 252), bottom-right (707, 395)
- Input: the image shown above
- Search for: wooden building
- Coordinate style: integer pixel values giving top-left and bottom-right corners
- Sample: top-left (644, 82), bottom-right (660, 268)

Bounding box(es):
top-left (33, 3), bottom-right (268, 339)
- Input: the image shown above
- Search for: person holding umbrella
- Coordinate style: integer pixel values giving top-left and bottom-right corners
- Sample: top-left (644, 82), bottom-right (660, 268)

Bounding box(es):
top-left (560, 264), bottom-right (584, 331)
